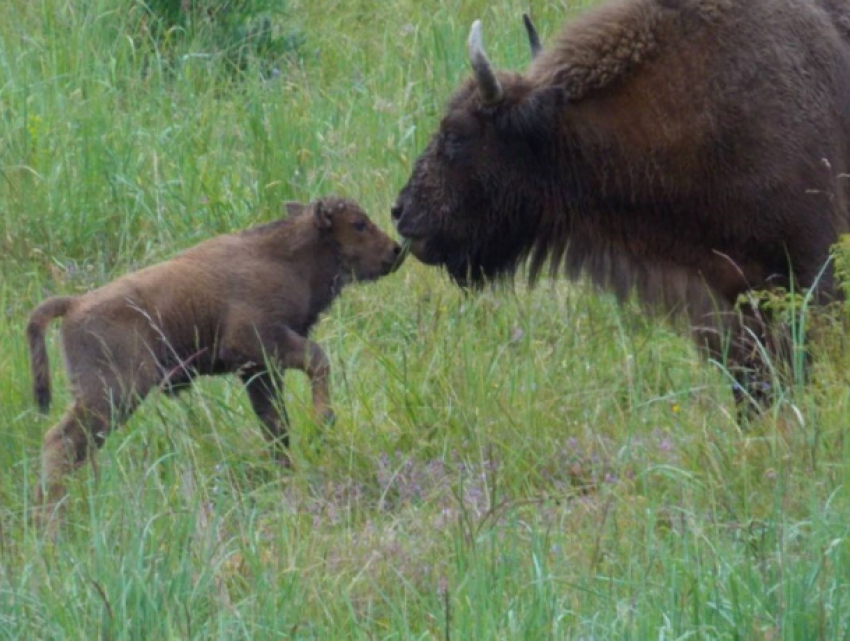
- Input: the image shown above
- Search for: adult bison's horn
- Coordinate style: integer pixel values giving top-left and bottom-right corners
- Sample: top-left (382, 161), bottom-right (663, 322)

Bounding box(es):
top-left (468, 20), bottom-right (503, 105)
top-left (522, 13), bottom-right (541, 58)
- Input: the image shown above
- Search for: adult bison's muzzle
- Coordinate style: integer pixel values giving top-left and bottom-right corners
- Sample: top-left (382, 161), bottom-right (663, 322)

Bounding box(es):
top-left (390, 198), bottom-right (445, 268)
top-left (389, 199), bottom-right (418, 246)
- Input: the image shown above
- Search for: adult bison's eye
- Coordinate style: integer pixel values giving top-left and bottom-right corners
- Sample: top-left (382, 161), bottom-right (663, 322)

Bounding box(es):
top-left (442, 131), bottom-right (464, 158)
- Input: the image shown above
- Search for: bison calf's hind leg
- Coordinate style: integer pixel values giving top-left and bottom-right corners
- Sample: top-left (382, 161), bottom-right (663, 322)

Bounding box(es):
top-left (36, 399), bottom-right (123, 530)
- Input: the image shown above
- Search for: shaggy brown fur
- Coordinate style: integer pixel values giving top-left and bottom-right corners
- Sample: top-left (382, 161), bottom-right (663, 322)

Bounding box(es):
top-left (28, 196), bottom-right (402, 521)
top-left (391, 0), bottom-right (850, 412)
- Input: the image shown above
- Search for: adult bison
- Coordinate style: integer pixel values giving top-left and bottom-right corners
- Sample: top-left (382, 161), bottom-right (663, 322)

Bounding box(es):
top-left (391, 0), bottom-right (850, 413)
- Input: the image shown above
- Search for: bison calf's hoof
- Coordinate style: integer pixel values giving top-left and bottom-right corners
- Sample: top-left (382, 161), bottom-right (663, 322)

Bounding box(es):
top-left (274, 451), bottom-right (293, 469)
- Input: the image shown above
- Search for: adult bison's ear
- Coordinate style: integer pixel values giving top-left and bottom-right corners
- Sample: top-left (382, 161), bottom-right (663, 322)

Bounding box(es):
top-left (312, 201), bottom-right (333, 231)
top-left (284, 201), bottom-right (305, 218)
top-left (505, 86), bottom-right (566, 145)
top-left (468, 20), bottom-right (503, 105)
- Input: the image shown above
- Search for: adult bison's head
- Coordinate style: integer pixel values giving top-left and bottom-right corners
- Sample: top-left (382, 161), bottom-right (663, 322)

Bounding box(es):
top-left (391, 17), bottom-right (565, 287)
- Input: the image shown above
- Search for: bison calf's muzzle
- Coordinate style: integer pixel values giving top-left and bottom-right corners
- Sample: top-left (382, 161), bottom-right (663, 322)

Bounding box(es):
top-left (27, 196), bottom-right (402, 531)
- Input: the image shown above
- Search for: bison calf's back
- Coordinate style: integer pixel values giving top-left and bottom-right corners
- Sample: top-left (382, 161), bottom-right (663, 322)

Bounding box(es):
top-left (27, 196), bottom-right (403, 530)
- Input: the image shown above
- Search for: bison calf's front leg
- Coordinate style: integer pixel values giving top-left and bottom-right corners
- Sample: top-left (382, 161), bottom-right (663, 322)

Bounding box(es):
top-left (223, 323), bottom-right (335, 466)
top-left (241, 368), bottom-right (292, 466)
top-left (280, 328), bottom-right (335, 426)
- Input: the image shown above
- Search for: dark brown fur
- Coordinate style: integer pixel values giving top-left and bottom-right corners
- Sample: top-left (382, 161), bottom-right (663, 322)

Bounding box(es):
top-left (392, 0), bottom-right (850, 411)
top-left (28, 196), bottom-right (402, 522)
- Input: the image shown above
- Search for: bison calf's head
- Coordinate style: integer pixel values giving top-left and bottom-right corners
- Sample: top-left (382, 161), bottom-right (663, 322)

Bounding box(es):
top-left (289, 198), bottom-right (405, 281)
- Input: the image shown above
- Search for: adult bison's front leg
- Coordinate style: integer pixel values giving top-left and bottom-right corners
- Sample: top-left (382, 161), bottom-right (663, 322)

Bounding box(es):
top-left (696, 300), bottom-right (802, 421)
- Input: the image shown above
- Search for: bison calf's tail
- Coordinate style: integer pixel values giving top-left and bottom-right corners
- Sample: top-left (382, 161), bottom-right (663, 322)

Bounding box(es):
top-left (27, 296), bottom-right (74, 413)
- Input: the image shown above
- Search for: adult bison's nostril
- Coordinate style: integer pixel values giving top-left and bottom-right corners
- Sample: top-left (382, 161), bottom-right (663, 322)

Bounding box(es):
top-left (390, 203), bottom-right (403, 221)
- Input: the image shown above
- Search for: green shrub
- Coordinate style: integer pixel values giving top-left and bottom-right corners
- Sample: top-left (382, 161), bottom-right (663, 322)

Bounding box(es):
top-left (136, 0), bottom-right (305, 76)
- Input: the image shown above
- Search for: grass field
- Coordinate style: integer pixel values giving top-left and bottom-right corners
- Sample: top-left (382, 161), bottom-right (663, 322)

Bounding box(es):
top-left (3, 0), bottom-right (850, 638)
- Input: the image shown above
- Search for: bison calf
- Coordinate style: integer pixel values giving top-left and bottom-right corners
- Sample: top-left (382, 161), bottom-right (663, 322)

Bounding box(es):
top-left (27, 196), bottom-right (402, 522)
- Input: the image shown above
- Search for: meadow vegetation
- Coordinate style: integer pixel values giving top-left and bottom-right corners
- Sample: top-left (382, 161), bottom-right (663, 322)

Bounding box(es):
top-left (3, 0), bottom-right (850, 638)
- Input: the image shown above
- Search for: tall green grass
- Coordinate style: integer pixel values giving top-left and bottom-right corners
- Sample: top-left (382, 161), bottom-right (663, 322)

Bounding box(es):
top-left (3, 0), bottom-right (850, 638)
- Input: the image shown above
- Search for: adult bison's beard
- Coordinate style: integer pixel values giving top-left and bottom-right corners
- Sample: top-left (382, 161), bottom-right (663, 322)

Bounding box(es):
top-left (410, 213), bottom-right (543, 288)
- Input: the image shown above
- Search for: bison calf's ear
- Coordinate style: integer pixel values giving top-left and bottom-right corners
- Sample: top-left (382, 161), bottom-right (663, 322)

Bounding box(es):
top-left (313, 201), bottom-right (333, 231)
top-left (284, 201), bottom-right (305, 218)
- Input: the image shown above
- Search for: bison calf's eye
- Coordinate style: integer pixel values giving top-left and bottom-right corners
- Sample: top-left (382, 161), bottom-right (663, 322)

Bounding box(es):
top-left (354, 221), bottom-right (367, 232)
